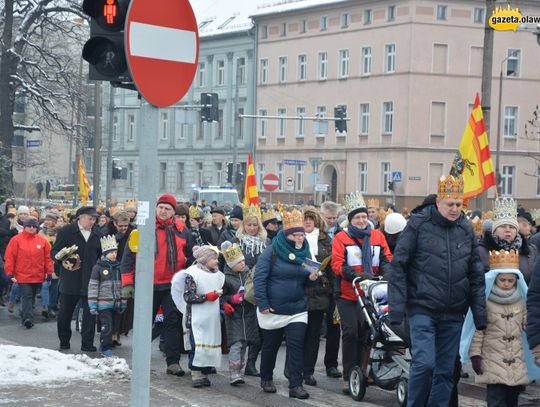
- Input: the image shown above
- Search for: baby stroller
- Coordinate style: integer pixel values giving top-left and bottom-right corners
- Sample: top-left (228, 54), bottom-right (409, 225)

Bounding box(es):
top-left (348, 277), bottom-right (410, 406)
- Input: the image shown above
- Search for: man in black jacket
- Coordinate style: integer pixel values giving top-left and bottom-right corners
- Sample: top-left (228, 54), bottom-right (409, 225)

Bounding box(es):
top-left (388, 175), bottom-right (487, 407)
top-left (51, 206), bottom-right (102, 352)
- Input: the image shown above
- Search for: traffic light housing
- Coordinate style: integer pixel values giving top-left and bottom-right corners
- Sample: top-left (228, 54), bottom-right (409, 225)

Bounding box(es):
top-left (226, 162), bottom-right (233, 183)
top-left (82, 0), bottom-right (131, 83)
top-left (112, 160), bottom-right (127, 180)
top-left (334, 106), bottom-right (347, 133)
top-left (388, 181), bottom-right (395, 192)
top-left (201, 93), bottom-right (219, 122)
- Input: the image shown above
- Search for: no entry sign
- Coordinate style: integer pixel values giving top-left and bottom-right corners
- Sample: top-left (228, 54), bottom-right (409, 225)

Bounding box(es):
top-left (262, 173), bottom-right (280, 192)
top-left (126, 0), bottom-right (199, 107)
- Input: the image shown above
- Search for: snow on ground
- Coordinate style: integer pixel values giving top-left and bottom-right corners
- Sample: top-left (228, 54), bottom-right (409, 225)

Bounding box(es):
top-left (0, 345), bottom-right (130, 386)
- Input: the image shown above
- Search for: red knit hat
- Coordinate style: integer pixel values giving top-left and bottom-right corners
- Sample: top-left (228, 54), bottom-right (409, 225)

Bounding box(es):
top-left (157, 194), bottom-right (177, 209)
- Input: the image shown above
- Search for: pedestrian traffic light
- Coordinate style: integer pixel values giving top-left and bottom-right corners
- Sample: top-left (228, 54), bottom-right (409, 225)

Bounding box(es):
top-left (82, 0), bottom-right (131, 83)
top-left (201, 93), bottom-right (219, 122)
top-left (226, 162), bottom-right (233, 183)
top-left (388, 181), bottom-right (395, 192)
top-left (112, 160), bottom-right (127, 180)
top-left (334, 106), bottom-right (347, 133)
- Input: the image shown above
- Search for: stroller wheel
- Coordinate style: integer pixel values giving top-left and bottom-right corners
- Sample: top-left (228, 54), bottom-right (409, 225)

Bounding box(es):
top-left (349, 366), bottom-right (367, 401)
top-left (396, 378), bottom-right (408, 407)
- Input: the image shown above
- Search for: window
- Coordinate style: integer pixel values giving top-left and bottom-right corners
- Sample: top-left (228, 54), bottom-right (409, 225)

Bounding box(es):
top-left (280, 23), bottom-right (287, 37)
top-left (277, 163), bottom-right (284, 191)
top-left (296, 107), bottom-right (306, 138)
top-left (12, 133), bottom-right (24, 147)
top-left (503, 106), bottom-right (518, 138)
top-left (237, 57), bottom-right (246, 84)
top-left (298, 54), bottom-right (307, 81)
top-left (261, 25), bottom-right (268, 39)
top-left (339, 49), bottom-right (349, 78)
top-left (430, 101), bottom-right (446, 137)
top-left (300, 19), bottom-right (307, 33)
top-left (160, 112), bottom-right (168, 140)
top-left (197, 62), bottom-right (206, 87)
top-left (318, 51), bottom-right (328, 80)
top-left (127, 163), bottom-right (134, 188)
top-left (296, 164), bottom-right (304, 191)
top-left (341, 13), bottom-right (350, 28)
top-left (320, 15), bottom-right (328, 30)
top-left (361, 47), bottom-right (372, 75)
top-left (215, 162), bottom-right (223, 185)
top-left (358, 162), bottom-right (368, 193)
top-left (360, 103), bottom-right (370, 135)
top-left (277, 108), bottom-right (286, 138)
top-left (260, 58), bottom-right (269, 84)
top-left (257, 163), bottom-right (266, 188)
top-left (474, 8), bottom-right (484, 24)
top-left (159, 162), bottom-right (167, 190)
top-left (382, 102), bottom-right (394, 134)
top-left (177, 162), bottom-right (184, 191)
top-left (501, 165), bottom-right (515, 196)
top-left (216, 60), bottom-right (225, 86)
top-left (279, 56), bottom-right (288, 83)
top-left (14, 94), bottom-right (26, 113)
top-left (385, 44), bottom-right (396, 73)
top-left (388, 5), bottom-right (396, 21)
top-left (112, 115), bottom-right (118, 141)
top-left (335, 104), bottom-right (347, 137)
top-left (432, 43), bottom-right (448, 74)
top-left (196, 162), bottom-right (204, 186)
top-left (506, 49), bottom-right (520, 77)
top-left (382, 162), bottom-right (392, 193)
top-left (437, 5), bottom-right (447, 21)
top-left (127, 114), bottom-right (135, 141)
top-left (315, 105), bottom-right (328, 136)
top-left (364, 9), bottom-right (372, 25)
top-left (259, 109), bottom-right (268, 138)
top-left (218, 16), bottom-right (236, 29)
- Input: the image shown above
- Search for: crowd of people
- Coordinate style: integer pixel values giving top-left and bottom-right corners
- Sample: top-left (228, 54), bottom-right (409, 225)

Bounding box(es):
top-left (2, 175), bottom-right (540, 405)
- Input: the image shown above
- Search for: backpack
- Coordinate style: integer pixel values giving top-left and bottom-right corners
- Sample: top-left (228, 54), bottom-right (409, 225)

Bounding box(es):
top-left (243, 249), bottom-right (277, 305)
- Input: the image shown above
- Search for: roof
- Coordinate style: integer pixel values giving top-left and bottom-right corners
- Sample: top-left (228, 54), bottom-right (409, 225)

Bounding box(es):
top-left (250, 0), bottom-right (348, 19)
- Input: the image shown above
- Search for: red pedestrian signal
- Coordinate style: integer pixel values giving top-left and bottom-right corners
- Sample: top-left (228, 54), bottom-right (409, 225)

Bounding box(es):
top-left (103, 0), bottom-right (118, 25)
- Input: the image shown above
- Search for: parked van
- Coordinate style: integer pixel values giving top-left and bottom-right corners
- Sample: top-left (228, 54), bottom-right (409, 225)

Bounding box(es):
top-left (190, 186), bottom-right (240, 207)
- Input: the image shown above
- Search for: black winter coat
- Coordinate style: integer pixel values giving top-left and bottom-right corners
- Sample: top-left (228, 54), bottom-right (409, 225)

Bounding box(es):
top-left (51, 222), bottom-right (102, 296)
top-left (478, 232), bottom-right (537, 284)
top-left (306, 232), bottom-right (333, 311)
top-left (222, 265), bottom-right (259, 345)
top-left (0, 216), bottom-right (17, 259)
top-left (527, 256), bottom-right (540, 348)
top-left (388, 205), bottom-right (487, 329)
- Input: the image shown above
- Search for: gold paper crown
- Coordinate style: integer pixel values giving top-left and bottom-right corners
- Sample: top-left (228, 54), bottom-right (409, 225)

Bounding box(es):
top-left (243, 204), bottom-right (261, 220)
top-left (96, 203), bottom-right (105, 214)
top-left (100, 234), bottom-right (118, 253)
top-left (109, 206), bottom-right (121, 217)
top-left (469, 216), bottom-right (484, 237)
top-left (489, 249), bottom-right (519, 269)
top-left (262, 209), bottom-right (278, 223)
top-left (493, 197), bottom-right (517, 223)
top-left (189, 205), bottom-right (203, 219)
top-left (281, 208), bottom-right (303, 231)
top-left (367, 198), bottom-right (380, 209)
top-left (437, 175), bottom-right (464, 199)
top-left (124, 199), bottom-right (137, 210)
top-left (343, 191), bottom-right (366, 214)
top-left (220, 241), bottom-right (245, 267)
top-left (378, 208), bottom-right (393, 225)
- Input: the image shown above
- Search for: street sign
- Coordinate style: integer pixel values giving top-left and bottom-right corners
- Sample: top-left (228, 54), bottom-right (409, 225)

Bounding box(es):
top-left (125, 0), bottom-right (199, 107)
top-left (262, 173), bottom-right (280, 192)
top-left (315, 184), bottom-right (329, 192)
top-left (285, 176), bottom-right (294, 192)
top-left (283, 159), bottom-right (307, 166)
top-left (26, 140), bottom-right (42, 148)
top-left (308, 173), bottom-right (321, 185)
top-left (391, 171), bottom-right (403, 183)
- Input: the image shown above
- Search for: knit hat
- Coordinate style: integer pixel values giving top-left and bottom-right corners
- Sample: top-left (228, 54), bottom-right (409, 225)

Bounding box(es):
top-left (45, 213), bottom-right (59, 222)
top-left (492, 197), bottom-right (519, 233)
top-left (229, 206), bottom-right (243, 220)
top-left (193, 245), bottom-right (220, 265)
top-left (157, 194), bottom-right (177, 209)
top-left (220, 241), bottom-right (245, 268)
top-left (210, 207), bottom-right (225, 216)
top-left (23, 217), bottom-right (39, 228)
top-left (17, 205), bottom-right (30, 215)
top-left (384, 213), bottom-right (407, 235)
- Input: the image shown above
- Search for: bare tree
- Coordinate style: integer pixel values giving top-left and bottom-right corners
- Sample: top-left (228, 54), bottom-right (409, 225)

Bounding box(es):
top-left (520, 105), bottom-right (540, 179)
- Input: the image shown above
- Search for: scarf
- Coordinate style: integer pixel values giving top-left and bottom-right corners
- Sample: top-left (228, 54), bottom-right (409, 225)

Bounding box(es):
top-left (190, 227), bottom-right (204, 246)
top-left (348, 223), bottom-right (373, 275)
top-left (239, 234), bottom-right (267, 257)
top-left (273, 230), bottom-right (310, 265)
top-left (492, 234), bottom-right (522, 252)
top-left (155, 217), bottom-right (178, 273)
top-left (305, 228), bottom-right (319, 260)
top-left (489, 284), bottom-right (521, 305)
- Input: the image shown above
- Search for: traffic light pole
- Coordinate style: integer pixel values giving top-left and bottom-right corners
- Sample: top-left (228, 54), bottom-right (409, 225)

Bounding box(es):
top-left (130, 99), bottom-right (157, 407)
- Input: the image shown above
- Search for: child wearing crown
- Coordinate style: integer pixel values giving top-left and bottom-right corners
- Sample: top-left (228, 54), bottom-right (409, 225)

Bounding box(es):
top-left (87, 235), bottom-right (127, 357)
top-left (220, 241), bottom-right (259, 386)
top-left (460, 250), bottom-right (540, 406)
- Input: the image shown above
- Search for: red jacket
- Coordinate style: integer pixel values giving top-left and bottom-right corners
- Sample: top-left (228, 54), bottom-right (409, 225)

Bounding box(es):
top-left (4, 231), bottom-right (53, 283)
top-left (331, 228), bottom-right (392, 302)
top-left (121, 217), bottom-right (193, 288)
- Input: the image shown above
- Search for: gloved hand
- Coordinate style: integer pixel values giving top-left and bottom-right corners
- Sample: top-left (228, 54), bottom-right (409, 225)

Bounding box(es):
top-left (46, 274), bottom-right (52, 283)
top-left (89, 307), bottom-right (98, 316)
top-left (231, 292), bottom-right (244, 304)
top-left (471, 356), bottom-right (483, 375)
top-left (205, 291), bottom-right (219, 302)
top-left (223, 303), bottom-right (235, 315)
top-left (122, 285), bottom-right (135, 299)
top-left (532, 345), bottom-right (540, 367)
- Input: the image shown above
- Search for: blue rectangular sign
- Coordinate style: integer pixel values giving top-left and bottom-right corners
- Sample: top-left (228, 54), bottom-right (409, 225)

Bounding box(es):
top-left (26, 140), bottom-right (42, 148)
top-left (283, 159), bottom-right (307, 166)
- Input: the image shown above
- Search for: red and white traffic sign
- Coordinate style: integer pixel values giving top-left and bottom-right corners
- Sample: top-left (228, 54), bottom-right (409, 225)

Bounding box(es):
top-left (262, 173), bottom-right (280, 192)
top-left (125, 0), bottom-right (199, 107)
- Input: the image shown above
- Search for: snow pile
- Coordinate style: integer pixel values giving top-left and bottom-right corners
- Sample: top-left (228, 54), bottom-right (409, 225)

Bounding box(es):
top-left (0, 345), bottom-right (131, 386)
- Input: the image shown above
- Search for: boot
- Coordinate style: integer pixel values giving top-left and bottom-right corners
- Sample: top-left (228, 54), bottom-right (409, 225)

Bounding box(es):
top-left (191, 370), bottom-right (206, 388)
top-left (245, 343), bottom-right (260, 377)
